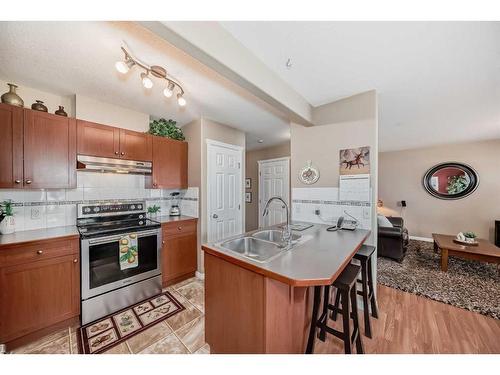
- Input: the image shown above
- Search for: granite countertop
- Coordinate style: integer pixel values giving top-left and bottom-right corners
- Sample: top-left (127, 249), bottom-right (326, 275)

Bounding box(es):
top-left (202, 224), bottom-right (371, 287)
top-left (154, 215), bottom-right (198, 224)
top-left (0, 226), bottom-right (80, 248)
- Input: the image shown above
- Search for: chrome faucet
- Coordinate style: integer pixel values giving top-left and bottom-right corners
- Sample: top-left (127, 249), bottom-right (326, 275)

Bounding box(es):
top-left (262, 196), bottom-right (291, 247)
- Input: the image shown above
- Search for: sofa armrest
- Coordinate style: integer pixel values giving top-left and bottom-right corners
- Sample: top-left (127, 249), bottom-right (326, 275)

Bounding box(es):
top-left (388, 216), bottom-right (404, 228)
top-left (379, 226), bottom-right (403, 239)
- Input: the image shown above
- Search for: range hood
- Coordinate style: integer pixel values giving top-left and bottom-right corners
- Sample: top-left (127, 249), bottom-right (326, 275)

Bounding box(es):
top-left (77, 155), bottom-right (152, 175)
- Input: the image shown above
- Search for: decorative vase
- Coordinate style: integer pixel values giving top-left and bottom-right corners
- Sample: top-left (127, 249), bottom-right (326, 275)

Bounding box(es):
top-left (55, 106), bottom-right (68, 117)
top-left (1, 83), bottom-right (24, 107)
top-left (0, 216), bottom-right (15, 235)
top-left (31, 100), bottom-right (48, 112)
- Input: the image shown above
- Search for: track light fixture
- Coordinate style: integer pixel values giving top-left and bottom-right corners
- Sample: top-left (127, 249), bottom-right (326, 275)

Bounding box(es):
top-left (115, 46), bottom-right (186, 107)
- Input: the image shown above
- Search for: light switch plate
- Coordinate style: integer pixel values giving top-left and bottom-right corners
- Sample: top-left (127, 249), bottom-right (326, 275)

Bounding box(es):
top-left (31, 207), bottom-right (41, 220)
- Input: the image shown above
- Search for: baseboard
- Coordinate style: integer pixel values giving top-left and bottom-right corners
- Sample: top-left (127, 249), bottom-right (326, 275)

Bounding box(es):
top-left (195, 271), bottom-right (205, 280)
top-left (409, 235), bottom-right (433, 243)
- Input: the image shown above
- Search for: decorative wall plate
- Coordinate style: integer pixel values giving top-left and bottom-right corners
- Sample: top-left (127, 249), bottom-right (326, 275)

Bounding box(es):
top-left (298, 161), bottom-right (320, 185)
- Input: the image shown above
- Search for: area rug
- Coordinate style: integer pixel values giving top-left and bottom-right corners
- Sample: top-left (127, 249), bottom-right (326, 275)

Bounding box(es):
top-left (77, 291), bottom-right (184, 354)
top-left (377, 240), bottom-right (500, 319)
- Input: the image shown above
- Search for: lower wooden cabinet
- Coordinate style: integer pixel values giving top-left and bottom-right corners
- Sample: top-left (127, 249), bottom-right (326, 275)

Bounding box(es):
top-left (0, 237), bottom-right (80, 344)
top-left (161, 219), bottom-right (198, 286)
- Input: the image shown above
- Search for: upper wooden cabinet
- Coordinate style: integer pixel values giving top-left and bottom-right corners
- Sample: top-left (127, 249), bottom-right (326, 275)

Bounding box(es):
top-left (119, 129), bottom-right (152, 162)
top-left (146, 136), bottom-right (188, 189)
top-left (77, 120), bottom-right (152, 162)
top-left (76, 120), bottom-right (120, 158)
top-left (0, 105), bottom-right (76, 189)
top-left (0, 103), bottom-right (23, 188)
top-left (24, 110), bottom-right (77, 189)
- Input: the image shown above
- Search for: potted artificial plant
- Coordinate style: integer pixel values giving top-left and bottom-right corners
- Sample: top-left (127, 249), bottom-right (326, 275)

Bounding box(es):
top-left (147, 118), bottom-right (185, 141)
top-left (0, 200), bottom-right (15, 235)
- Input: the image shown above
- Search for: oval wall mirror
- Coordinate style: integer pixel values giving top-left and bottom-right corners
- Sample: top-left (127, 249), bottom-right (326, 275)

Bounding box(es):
top-left (423, 162), bottom-right (479, 200)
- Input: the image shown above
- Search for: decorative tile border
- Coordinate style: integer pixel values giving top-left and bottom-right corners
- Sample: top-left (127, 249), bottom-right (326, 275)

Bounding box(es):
top-left (8, 196), bottom-right (198, 207)
top-left (292, 199), bottom-right (371, 207)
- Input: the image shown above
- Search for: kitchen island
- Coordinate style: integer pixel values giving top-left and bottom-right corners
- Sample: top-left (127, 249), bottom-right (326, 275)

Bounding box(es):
top-left (201, 224), bottom-right (371, 354)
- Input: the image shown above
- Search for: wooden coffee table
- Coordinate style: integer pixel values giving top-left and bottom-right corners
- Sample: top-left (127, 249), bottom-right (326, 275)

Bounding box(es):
top-left (432, 233), bottom-right (500, 272)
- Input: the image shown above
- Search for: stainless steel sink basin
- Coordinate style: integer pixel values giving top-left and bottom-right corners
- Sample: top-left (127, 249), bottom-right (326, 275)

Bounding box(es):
top-left (219, 237), bottom-right (283, 263)
top-left (252, 229), bottom-right (301, 243)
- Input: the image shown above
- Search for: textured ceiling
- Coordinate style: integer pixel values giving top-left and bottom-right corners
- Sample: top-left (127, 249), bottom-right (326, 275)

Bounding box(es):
top-left (221, 21), bottom-right (500, 151)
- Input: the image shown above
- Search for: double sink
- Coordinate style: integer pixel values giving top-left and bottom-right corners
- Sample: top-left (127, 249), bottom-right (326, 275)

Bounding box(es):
top-left (217, 229), bottom-right (302, 263)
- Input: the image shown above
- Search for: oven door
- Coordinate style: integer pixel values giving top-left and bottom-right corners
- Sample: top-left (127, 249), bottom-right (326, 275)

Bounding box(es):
top-left (81, 229), bottom-right (161, 299)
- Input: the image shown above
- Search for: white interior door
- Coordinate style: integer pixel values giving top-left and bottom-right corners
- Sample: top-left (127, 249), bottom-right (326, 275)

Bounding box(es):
top-left (207, 140), bottom-right (243, 243)
top-left (258, 157), bottom-right (290, 228)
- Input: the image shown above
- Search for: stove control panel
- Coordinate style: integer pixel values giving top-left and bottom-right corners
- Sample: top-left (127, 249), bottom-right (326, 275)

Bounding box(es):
top-left (78, 202), bottom-right (145, 218)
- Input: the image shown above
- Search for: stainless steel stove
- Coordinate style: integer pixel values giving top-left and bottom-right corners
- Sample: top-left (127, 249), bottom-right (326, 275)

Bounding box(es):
top-left (77, 201), bottom-right (162, 325)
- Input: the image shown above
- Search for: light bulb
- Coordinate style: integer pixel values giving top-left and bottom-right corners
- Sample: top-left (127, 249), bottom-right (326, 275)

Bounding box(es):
top-left (115, 59), bottom-right (134, 74)
top-left (163, 85), bottom-right (174, 98)
top-left (141, 72), bottom-right (153, 89)
top-left (177, 93), bottom-right (186, 107)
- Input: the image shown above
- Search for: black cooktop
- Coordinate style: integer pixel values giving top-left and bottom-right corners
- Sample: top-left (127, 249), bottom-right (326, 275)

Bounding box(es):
top-left (77, 214), bottom-right (160, 238)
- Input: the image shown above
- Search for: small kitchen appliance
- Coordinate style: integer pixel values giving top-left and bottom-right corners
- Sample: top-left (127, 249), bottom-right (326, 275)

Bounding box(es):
top-left (169, 192), bottom-right (181, 216)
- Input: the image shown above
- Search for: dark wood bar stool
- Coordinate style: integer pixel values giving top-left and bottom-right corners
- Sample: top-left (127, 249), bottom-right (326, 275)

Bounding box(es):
top-left (332, 245), bottom-right (378, 338)
top-left (306, 264), bottom-right (364, 354)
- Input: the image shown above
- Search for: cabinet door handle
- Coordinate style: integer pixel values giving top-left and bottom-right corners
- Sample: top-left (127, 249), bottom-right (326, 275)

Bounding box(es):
top-left (25, 179), bottom-right (32, 185)
top-left (162, 240), bottom-right (165, 245)
top-left (120, 152), bottom-right (125, 156)
top-left (37, 250), bottom-right (43, 255)
top-left (178, 226), bottom-right (182, 231)
top-left (114, 151), bottom-right (119, 155)
top-left (73, 258), bottom-right (78, 263)
top-left (14, 179), bottom-right (21, 184)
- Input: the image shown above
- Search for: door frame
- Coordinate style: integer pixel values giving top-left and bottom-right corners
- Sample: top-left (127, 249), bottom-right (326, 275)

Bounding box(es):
top-left (258, 157), bottom-right (290, 228)
top-left (206, 139), bottom-right (245, 242)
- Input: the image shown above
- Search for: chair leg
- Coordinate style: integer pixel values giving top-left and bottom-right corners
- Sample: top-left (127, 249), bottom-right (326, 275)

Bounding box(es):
top-left (360, 260), bottom-right (372, 338)
top-left (318, 285), bottom-right (330, 341)
top-left (306, 286), bottom-right (322, 354)
top-left (367, 256), bottom-right (379, 319)
top-left (350, 286), bottom-right (364, 354)
top-left (341, 289), bottom-right (352, 354)
top-left (331, 289), bottom-right (341, 320)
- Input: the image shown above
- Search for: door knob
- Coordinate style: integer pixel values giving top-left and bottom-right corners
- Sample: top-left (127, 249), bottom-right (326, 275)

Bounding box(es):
top-left (212, 214), bottom-right (218, 219)
top-left (14, 179), bottom-right (21, 184)
top-left (25, 179), bottom-right (32, 184)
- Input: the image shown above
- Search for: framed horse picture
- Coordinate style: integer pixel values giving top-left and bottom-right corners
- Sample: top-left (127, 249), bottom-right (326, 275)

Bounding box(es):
top-left (339, 146), bottom-right (370, 175)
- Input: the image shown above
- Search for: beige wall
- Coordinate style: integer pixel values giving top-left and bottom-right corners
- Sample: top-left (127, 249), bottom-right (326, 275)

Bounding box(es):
top-left (182, 119), bottom-right (202, 188)
top-left (75, 94), bottom-right (150, 132)
top-left (291, 90), bottom-right (378, 247)
top-left (0, 79), bottom-right (75, 116)
top-left (245, 142), bottom-right (291, 231)
top-left (379, 139), bottom-right (500, 241)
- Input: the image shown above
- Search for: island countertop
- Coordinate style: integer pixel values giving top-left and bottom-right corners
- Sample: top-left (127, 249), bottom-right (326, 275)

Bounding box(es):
top-left (202, 224), bottom-right (371, 287)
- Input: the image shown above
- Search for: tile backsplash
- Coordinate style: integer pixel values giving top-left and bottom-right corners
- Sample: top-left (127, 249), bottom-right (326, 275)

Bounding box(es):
top-left (0, 172), bottom-right (199, 232)
top-left (292, 187), bottom-right (372, 229)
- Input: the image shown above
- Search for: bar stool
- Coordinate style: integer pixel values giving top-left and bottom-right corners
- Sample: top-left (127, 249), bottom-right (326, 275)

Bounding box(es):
top-left (332, 245), bottom-right (378, 338)
top-left (305, 264), bottom-right (364, 354)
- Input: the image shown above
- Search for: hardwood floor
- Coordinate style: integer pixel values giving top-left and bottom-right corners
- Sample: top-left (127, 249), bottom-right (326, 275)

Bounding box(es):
top-left (314, 284), bottom-right (500, 354)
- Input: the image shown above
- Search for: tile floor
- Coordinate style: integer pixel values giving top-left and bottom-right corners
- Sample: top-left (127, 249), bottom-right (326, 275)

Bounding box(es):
top-left (10, 277), bottom-right (209, 354)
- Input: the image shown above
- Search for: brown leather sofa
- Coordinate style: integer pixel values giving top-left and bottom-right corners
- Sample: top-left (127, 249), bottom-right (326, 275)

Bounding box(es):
top-left (377, 216), bottom-right (409, 262)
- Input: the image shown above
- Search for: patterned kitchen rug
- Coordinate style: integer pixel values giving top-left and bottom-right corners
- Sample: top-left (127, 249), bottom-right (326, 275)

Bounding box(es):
top-left (377, 240), bottom-right (500, 319)
top-left (77, 291), bottom-right (185, 354)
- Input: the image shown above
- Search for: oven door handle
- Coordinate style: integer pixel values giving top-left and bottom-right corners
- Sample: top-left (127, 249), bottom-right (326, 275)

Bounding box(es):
top-left (87, 229), bottom-right (161, 245)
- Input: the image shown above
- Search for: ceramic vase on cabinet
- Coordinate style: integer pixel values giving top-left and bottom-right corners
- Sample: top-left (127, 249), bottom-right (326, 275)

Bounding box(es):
top-left (0, 216), bottom-right (15, 235)
top-left (55, 106), bottom-right (68, 117)
top-left (1, 83), bottom-right (24, 107)
top-left (31, 100), bottom-right (48, 112)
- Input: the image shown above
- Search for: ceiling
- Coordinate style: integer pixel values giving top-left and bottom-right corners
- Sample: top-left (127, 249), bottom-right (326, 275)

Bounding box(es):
top-left (0, 22), bottom-right (290, 150)
top-left (221, 21), bottom-right (500, 151)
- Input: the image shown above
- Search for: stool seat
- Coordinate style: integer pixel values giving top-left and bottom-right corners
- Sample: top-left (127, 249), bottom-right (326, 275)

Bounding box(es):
top-left (333, 264), bottom-right (361, 289)
top-left (353, 244), bottom-right (376, 260)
